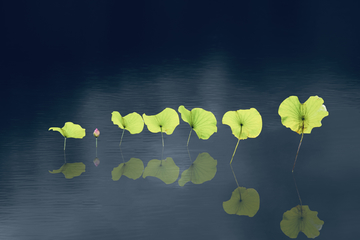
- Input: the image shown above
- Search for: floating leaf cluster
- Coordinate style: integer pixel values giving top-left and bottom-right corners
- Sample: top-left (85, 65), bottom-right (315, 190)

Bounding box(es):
top-left (48, 97), bottom-right (328, 238)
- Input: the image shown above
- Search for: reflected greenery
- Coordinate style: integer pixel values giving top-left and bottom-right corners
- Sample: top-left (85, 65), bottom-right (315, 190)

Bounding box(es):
top-left (178, 152), bottom-right (217, 186)
top-left (222, 187), bottom-right (260, 217)
top-left (280, 205), bottom-right (324, 238)
top-left (49, 162), bottom-right (86, 179)
top-left (142, 157), bottom-right (179, 184)
top-left (112, 158), bottom-right (144, 181)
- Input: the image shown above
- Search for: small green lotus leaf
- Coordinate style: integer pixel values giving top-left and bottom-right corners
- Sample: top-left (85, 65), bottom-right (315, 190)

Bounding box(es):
top-left (49, 162), bottom-right (86, 179)
top-left (223, 187), bottom-right (260, 217)
top-left (143, 108), bottom-right (179, 135)
top-left (111, 158), bottom-right (144, 181)
top-left (48, 127), bottom-right (64, 136)
top-left (280, 205), bottom-right (324, 238)
top-left (49, 122), bottom-right (86, 139)
top-left (178, 105), bottom-right (217, 140)
top-left (278, 96), bottom-right (329, 134)
top-left (111, 111), bottom-right (144, 134)
top-left (222, 108), bottom-right (262, 140)
top-left (142, 157), bottom-right (180, 184)
top-left (178, 152), bottom-right (217, 186)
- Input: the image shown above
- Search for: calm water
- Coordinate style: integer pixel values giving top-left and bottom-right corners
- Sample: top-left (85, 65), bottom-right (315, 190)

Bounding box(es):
top-left (1, 50), bottom-right (359, 240)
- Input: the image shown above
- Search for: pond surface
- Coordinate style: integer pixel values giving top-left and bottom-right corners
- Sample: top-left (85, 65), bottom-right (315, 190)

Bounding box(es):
top-left (2, 1), bottom-right (360, 239)
top-left (1, 49), bottom-right (359, 240)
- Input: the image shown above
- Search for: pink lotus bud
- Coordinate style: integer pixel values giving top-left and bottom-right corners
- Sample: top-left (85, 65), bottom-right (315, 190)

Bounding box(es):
top-left (93, 128), bottom-right (100, 137)
top-left (93, 158), bottom-right (100, 167)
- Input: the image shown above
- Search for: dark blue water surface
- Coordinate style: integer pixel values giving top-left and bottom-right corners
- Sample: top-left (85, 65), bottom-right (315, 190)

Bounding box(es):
top-left (1, 1), bottom-right (360, 240)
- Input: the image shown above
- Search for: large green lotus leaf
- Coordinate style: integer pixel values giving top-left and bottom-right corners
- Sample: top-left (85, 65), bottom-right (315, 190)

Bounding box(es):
top-left (178, 105), bottom-right (217, 140)
top-left (48, 122), bottom-right (86, 138)
top-left (142, 157), bottom-right (179, 184)
top-left (143, 108), bottom-right (179, 135)
top-left (178, 152), bottom-right (217, 186)
top-left (278, 96), bottom-right (329, 134)
top-left (49, 162), bottom-right (86, 179)
top-left (111, 111), bottom-right (144, 134)
top-left (222, 108), bottom-right (262, 140)
top-left (223, 187), bottom-right (260, 217)
top-left (280, 205), bottom-right (324, 238)
top-left (111, 158), bottom-right (144, 181)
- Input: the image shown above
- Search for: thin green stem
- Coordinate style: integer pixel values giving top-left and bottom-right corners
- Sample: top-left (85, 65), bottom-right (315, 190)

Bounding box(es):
top-left (229, 138), bottom-right (240, 165)
top-left (229, 127), bottom-right (243, 198)
top-left (63, 137), bottom-right (67, 163)
top-left (230, 162), bottom-right (240, 189)
top-left (292, 129), bottom-right (305, 211)
top-left (292, 171), bottom-right (303, 209)
top-left (95, 138), bottom-right (98, 158)
top-left (187, 129), bottom-right (193, 163)
top-left (292, 132), bottom-right (304, 173)
top-left (230, 138), bottom-right (241, 192)
top-left (161, 127), bottom-right (164, 161)
top-left (119, 129), bottom-right (125, 163)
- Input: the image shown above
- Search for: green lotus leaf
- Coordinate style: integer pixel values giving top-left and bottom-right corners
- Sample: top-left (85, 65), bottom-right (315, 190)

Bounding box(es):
top-left (178, 105), bottom-right (217, 140)
top-left (111, 158), bottom-right (144, 181)
top-left (223, 187), bottom-right (260, 217)
top-left (278, 96), bottom-right (329, 134)
top-left (142, 157), bottom-right (180, 184)
top-left (222, 108), bottom-right (262, 140)
top-left (178, 152), bottom-right (217, 186)
top-left (280, 205), bottom-right (324, 238)
top-left (143, 108), bottom-right (179, 135)
top-left (49, 162), bottom-right (86, 179)
top-left (48, 122), bottom-right (86, 138)
top-left (111, 111), bottom-right (144, 134)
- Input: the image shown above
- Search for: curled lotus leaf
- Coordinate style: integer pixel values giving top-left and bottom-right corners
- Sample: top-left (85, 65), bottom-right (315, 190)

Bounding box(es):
top-left (111, 111), bottom-right (144, 134)
top-left (143, 108), bottom-right (179, 135)
top-left (49, 162), bottom-right (86, 179)
top-left (280, 205), bottom-right (324, 238)
top-left (222, 108), bottom-right (262, 140)
top-left (278, 96), bottom-right (329, 134)
top-left (111, 158), bottom-right (144, 181)
top-left (178, 105), bottom-right (217, 140)
top-left (178, 152), bottom-right (217, 186)
top-left (223, 187), bottom-right (260, 217)
top-left (142, 157), bottom-right (180, 184)
top-left (48, 122), bottom-right (86, 138)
